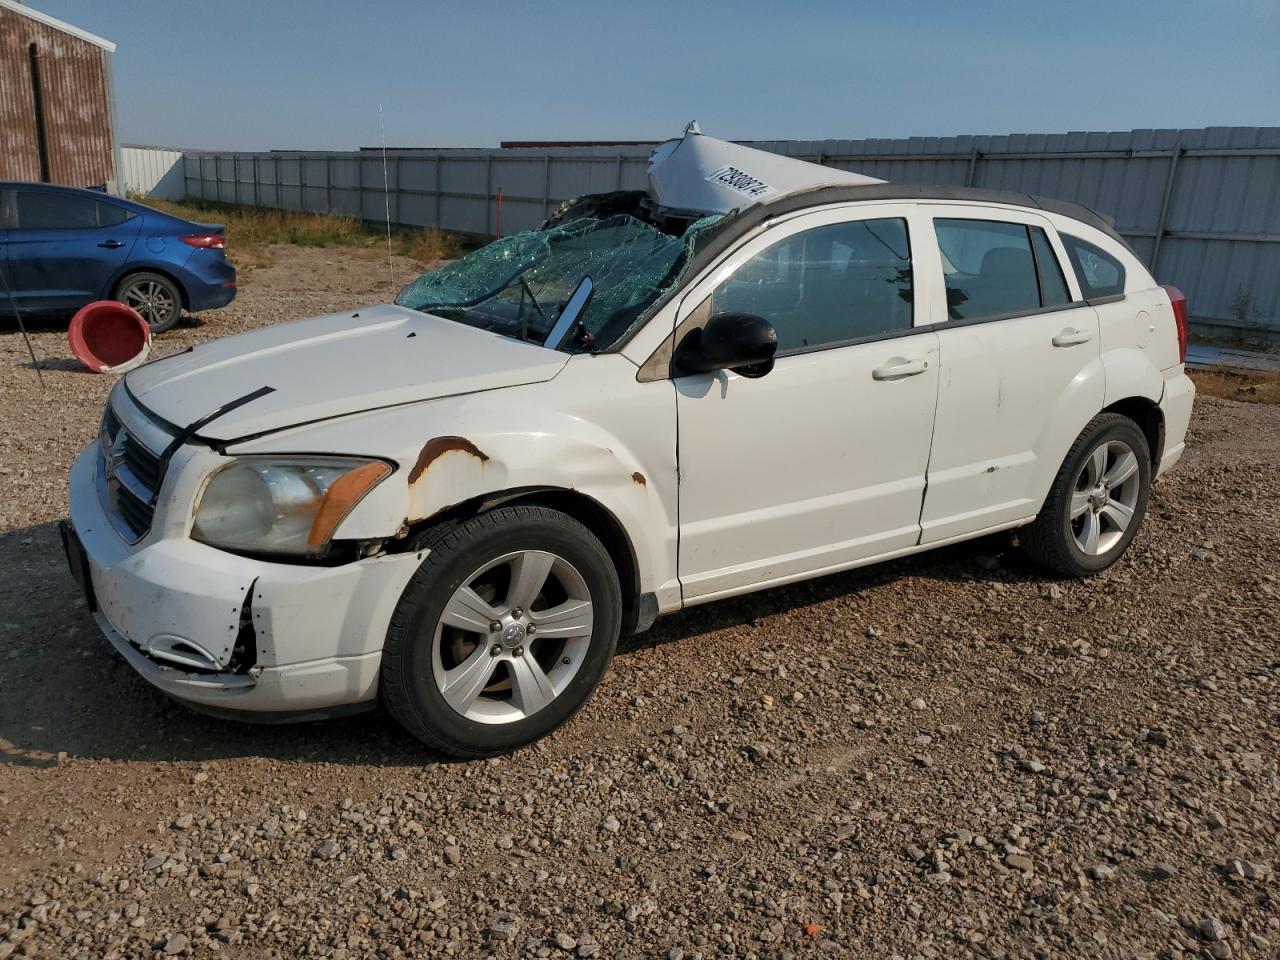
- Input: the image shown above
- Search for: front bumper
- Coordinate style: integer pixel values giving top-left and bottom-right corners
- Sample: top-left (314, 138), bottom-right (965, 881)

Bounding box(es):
top-left (67, 444), bottom-right (421, 716)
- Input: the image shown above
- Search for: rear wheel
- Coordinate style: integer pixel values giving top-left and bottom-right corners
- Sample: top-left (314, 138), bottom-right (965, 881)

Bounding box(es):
top-left (381, 505), bottom-right (621, 756)
top-left (1022, 414), bottom-right (1151, 577)
top-left (115, 271), bottom-right (182, 333)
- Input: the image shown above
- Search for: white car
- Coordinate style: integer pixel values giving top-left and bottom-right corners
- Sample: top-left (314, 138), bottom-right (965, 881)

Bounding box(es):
top-left (64, 132), bottom-right (1195, 756)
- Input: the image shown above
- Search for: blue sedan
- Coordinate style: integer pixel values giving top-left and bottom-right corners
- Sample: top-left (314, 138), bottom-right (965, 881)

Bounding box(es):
top-left (0, 182), bottom-right (236, 333)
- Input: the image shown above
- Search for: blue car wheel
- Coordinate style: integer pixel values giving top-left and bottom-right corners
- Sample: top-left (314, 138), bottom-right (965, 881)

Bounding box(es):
top-left (115, 272), bottom-right (183, 333)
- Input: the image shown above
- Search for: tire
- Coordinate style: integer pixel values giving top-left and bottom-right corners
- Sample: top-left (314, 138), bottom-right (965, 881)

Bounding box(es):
top-left (381, 505), bottom-right (621, 757)
top-left (1022, 413), bottom-right (1152, 577)
top-left (114, 271), bottom-right (183, 333)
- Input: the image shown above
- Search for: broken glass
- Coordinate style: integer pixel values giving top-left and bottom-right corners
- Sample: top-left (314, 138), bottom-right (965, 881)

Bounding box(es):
top-left (395, 214), bottom-right (722, 352)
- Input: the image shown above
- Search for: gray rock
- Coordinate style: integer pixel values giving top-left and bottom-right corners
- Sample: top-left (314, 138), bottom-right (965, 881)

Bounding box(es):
top-left (488, 911), bottom-right (519, 941)
top-left (1005, 853), bottom-right (1034, 873)
top-left (1200, 916), bottom-right (1227, 941)
top-left (163, 932), bottom-right (188, 955)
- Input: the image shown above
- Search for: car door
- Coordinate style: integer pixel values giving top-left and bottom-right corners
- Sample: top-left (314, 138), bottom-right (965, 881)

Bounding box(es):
top-left (918, 207), bottom-right (1103, 543)
top-left (6, 188), bottom-right (141, 313)
top-left (673, 204), bottom-right (941, 602)
top-left (0, 190), bottom-right (10, 304)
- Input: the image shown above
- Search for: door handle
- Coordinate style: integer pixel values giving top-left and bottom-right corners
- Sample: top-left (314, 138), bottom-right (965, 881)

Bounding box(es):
top-left (98, 239), bottom-right (125, 249)
top-left (1051, 327), bottom-right (1093, 347)
top-left (872, 357), bottom-right (928, 381)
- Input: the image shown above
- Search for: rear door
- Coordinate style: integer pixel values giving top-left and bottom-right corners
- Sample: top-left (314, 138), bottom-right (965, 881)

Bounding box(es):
top-left (6, 189), bottom-right (141, 313)
top-left (918, 207), bottom-right (1103, 542)
top-left (674, 204), bottom-right (941, 601)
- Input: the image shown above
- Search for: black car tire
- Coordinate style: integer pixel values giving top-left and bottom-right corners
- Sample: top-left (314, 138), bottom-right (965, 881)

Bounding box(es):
top-left (1022, 413), bottom-right (1152, 577)
top-left (381, 505), bottom-right (621, 757)
top-left (114, 271), bottom-right (183, 333)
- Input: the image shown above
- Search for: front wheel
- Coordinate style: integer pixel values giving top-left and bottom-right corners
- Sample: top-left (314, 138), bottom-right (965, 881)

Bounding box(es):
top-left (1022, 413), bottom-right (1152, 577)
top-left (381, 505), bottom-right (621, 756)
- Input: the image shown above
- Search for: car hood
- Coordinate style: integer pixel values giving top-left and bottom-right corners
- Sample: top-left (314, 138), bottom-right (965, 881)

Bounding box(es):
top-left (125, 303), bottom-right (569, 442)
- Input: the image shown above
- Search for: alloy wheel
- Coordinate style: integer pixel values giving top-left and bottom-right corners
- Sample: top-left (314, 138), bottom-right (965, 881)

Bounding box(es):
top-left (1070, 439), bottom-right (1141, 556)
top-left (431, 550), bottom-right (594, 724)
top-left (123, 279), bottom-right (178, 329)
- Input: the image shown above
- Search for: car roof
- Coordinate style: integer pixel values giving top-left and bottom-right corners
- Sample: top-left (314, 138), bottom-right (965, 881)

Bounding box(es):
top-left (605, 182), bottom-right (1133, 355)
top-left (0, 181), bottom-right (203, 225)
top-left (700, 182), bottom-right (1130, 263)
top-left (0, 181), bottom-right (149, 211)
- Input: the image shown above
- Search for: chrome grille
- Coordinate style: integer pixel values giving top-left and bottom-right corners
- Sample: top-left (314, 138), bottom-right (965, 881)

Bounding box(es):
top-left (99, 405), bottom-right (167, 542)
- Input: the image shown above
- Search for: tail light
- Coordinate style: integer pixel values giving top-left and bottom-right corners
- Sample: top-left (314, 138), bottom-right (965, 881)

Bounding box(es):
top-left (180, 233), bottom-right (225, 249)
top-left (1162, 285), bottom-right (1188, 363)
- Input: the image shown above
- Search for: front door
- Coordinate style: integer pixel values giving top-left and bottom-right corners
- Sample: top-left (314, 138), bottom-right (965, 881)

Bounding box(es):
top-left (674, 206), bottom-right (941, 602)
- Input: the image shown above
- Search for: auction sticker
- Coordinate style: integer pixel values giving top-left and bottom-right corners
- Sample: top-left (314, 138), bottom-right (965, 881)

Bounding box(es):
top-left (705, 165), bottom-right (776, 200)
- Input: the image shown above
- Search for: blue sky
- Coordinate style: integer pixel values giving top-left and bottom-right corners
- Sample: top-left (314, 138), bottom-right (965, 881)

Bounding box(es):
top-left (35, 0), bottom-right (1280, 150)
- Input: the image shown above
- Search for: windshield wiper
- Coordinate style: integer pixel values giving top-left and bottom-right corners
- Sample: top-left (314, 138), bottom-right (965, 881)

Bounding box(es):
top-left (517, 274), bottom-right (547, 341)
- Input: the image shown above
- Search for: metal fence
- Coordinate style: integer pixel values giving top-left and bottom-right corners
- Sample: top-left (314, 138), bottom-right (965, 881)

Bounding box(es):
top-left (121, 144), bottom-right (184, 199)
top-left (180, 127), bottom-right (1280, 340)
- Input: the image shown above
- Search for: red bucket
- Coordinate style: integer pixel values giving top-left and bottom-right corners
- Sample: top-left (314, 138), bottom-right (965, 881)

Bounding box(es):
top-left (68, 301), bottom-right (152, 373)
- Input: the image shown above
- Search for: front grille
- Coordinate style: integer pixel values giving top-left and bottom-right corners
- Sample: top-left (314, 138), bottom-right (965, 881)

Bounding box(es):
top-left (122, 434), bottom-right (163, 491)
top-left (99, 406), bottom-right (168, 542)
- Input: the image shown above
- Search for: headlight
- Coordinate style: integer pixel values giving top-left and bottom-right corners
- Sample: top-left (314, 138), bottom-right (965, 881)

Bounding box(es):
top-left (192, 457), bottom-right (391, 556)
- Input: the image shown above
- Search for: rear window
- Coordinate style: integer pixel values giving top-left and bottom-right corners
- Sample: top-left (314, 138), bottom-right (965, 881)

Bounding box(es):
top-left (16, 191), bottom-right (134, 230)
top-left (1060, 234), bottom-right (1125, 298)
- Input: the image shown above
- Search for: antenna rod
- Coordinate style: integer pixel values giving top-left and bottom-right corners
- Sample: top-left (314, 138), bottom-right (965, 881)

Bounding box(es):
top-left (379, 102), bottom-right (395, 296)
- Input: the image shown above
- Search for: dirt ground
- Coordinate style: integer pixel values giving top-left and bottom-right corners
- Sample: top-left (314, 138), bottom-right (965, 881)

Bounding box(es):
top-left (1, 247), bottom-right (1277, 960)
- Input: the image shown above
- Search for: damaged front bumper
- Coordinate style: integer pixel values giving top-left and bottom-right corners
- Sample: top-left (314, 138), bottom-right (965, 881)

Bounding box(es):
top-left (66, 444), bottom-right (421, 717)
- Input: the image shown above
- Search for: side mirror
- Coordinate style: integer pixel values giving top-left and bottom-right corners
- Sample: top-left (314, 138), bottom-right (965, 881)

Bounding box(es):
top-left (674, 312), bottom-right (778, 379)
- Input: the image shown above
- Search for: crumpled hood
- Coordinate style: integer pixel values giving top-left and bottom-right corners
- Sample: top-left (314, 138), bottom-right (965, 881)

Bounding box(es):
top-left (125, 304), bottom-right (569, 441)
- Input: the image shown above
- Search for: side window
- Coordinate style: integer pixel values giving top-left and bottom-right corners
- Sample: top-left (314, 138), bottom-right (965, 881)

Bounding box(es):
top-left (934, 219), bottom-right (1041, 321)
top-left (1060, 233), bottom-right (1125, 298)
top-left (1030, 227), bottom-right (1070, 307)
top-left (15, 191), bottom-right (131, 229)
top-left (709, 218), bottom-right (912, 352)
top-left (97, 202), bottom-right (132, 227)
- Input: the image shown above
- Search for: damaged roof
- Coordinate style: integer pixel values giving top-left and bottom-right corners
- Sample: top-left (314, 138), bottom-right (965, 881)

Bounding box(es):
top-left (646, 122), bottom-right (883, 217)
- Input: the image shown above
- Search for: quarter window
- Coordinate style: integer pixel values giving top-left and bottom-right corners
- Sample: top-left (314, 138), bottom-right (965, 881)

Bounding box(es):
top-left (1060, 234), bottom-right (1125, 298)
top-left (709, 218), bottom-right (913, 352)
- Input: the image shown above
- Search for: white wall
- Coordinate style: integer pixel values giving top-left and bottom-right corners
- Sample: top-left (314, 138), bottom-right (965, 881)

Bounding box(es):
top-left (121, 145), bottom-right (185, 200)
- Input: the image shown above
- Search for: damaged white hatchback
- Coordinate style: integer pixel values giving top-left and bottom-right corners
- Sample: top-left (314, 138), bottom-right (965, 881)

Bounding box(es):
top-left (64, 130), bottom-right (1195, 756)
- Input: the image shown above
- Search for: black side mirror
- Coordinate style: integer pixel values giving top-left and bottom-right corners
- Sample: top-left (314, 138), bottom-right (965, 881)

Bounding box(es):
top-left (674, 312), bottom-right (778, 379)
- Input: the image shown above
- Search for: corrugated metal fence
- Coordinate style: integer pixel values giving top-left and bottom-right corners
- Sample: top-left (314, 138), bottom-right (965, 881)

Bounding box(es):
top-left (178, 127), bottom-right (1280, 339)
top-left (121, 144), bottom-right (184, 199)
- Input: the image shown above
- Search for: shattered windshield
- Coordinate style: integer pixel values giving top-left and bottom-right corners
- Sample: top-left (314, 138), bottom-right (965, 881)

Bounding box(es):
top-left (395, 214), bottom-right (721, 352)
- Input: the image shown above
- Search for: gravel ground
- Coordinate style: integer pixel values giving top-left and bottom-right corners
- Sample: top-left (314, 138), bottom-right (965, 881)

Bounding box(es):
top-left (1, 247), bottom-right (1277, 960)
